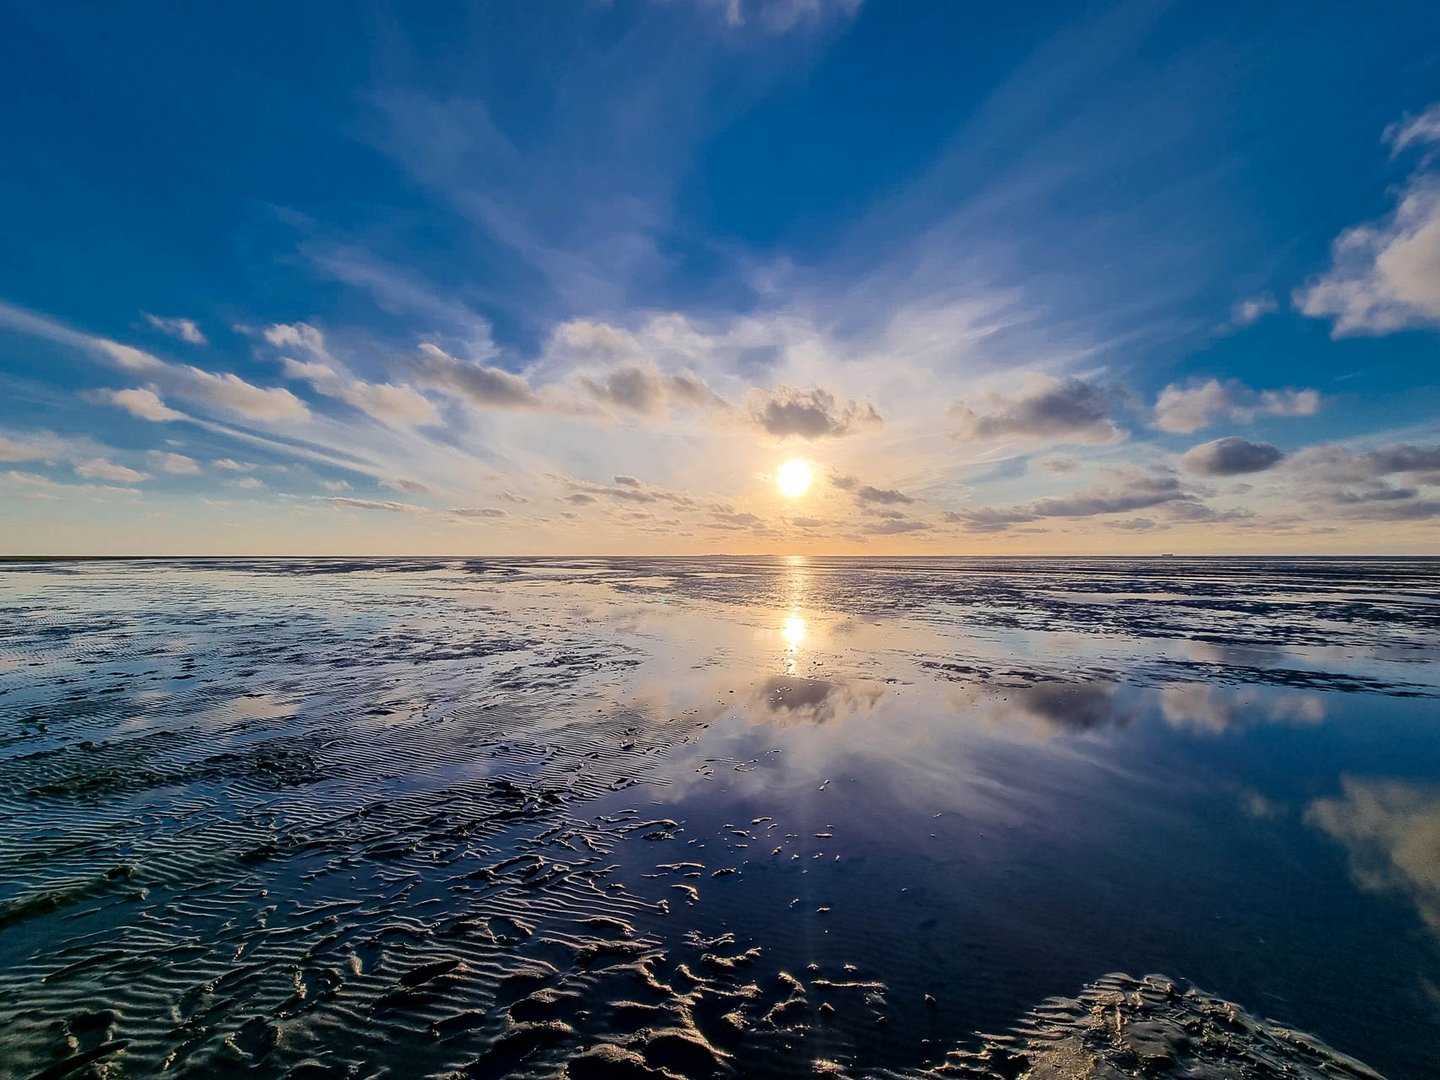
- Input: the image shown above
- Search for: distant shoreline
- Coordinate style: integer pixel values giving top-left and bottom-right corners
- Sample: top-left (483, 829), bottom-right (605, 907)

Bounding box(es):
top-left (1, 553), bottom-right (1435, 563)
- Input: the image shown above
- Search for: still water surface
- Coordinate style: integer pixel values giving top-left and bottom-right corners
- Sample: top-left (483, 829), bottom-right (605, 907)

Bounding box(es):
top-left (0, 557), bottom-right (1436, 1077)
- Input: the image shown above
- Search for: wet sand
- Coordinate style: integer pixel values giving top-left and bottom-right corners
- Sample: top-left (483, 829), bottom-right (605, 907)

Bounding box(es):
top-left (1, 557), bottom-right (1437, 1077)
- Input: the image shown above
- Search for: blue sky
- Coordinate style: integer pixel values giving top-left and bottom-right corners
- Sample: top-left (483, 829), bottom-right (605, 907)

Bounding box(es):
top-left (2, 0), bottom-right (1439, 554)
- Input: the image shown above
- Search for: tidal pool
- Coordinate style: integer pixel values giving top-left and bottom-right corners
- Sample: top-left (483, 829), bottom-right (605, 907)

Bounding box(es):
top-left (0, 556), bottom-right (1436, 1078)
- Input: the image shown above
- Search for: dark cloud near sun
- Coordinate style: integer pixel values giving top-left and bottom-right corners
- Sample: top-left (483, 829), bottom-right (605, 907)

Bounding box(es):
top-left (830, 473), bottom-right (916, 506)
top-left (855, 485), bottom-right (914, 505)
top-left (749, 386), bottom-right (882, 439)
top-left (579, 364), bottom-right (725, 417)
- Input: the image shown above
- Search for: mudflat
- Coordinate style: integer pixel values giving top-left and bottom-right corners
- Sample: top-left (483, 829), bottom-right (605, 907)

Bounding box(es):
top-left (1, 556), bottom-right (1436, 1078)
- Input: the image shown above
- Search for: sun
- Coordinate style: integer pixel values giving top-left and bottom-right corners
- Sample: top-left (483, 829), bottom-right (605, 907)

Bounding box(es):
top-left (776, 458), bottom-right (814, 499)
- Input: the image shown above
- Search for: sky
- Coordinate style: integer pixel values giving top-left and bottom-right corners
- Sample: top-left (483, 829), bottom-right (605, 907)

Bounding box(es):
top-left (2, 1), bottom-right (1439, 556)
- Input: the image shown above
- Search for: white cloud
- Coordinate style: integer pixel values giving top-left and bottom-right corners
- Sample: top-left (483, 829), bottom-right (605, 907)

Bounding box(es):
top-left (263, 322), bottom-right (330, 356)
top-left (1298, 104), bottom-right (1440, 336)
top-left (105, 387), bottom-right (186, 422)
top-left (1230, 293), bottom-right (1278, 328)
top-left (212, 458), bottom-right (256, 472)
top-left (146, 450), bottom-right (202, 476)
top-left (1152, 379), bottom-right (1318, 434)
top-left (74, 457), bottom-right (148, 483)
top-left (143, 313), bottom-right (206, 345)
top-left (178, 367), bottom-right (311, 421)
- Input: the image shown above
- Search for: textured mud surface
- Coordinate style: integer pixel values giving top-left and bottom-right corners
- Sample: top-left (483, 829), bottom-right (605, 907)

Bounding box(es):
top-left (0, 557), bottom-right (1436, 1078)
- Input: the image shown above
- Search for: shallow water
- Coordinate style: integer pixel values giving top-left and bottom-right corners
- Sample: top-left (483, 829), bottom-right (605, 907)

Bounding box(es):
top-left (0, 556), bottom-right (1436, 1078)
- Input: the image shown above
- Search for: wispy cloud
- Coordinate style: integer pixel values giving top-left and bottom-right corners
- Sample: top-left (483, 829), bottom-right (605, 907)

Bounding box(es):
top-left (143, 313), bottom-right (207, 345)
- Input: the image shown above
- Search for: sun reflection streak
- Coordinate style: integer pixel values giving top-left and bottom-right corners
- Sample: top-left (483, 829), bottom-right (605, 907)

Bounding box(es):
top-left (783, 613), bottom-right (806, 649)
top-left (781, 611), bottom-right (805, 674)
top-left (781, 555), bottom-right (810, 674)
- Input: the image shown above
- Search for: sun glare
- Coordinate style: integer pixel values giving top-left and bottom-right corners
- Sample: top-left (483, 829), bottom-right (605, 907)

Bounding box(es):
top-left (776, 458), bottom-right (814, 499)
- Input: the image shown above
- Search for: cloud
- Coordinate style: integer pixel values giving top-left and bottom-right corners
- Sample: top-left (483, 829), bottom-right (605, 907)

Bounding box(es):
top-left (1297, 105), bottom-right (1440, 335)
top-left (381, 477), bottom-right (436, 496)
top-left (1152, 379), bottom-right (1319, 434)
top-left (1230, 293), bottom-right (1278, 328)
top-left (710, 508), bottom-right (765, 529)
top-left (146, 450), bottom-right (202, 476)
top-left (1384, 102), bottom-right (1440, 156)
top-left (702, 0), bottom-right (864, 33)
top-left (950, 466), bottom-right (1192, 531)
top-left (579, 364), bottom-right (723, 418)
top-left (212, 458), bottom-right (256, 472)
top-left (749, 385), bottom-right (881, 439)
top-left (1037, 455), bottom-right (1079, 474)
top-left (449, 506), bottom-right (509, 519)
top-left (91, 329), bottom-right (309, 420)
top-left (143, 313), bottom-right (206, 345)
top-left (263, 322), bottom-right (329, 355)
top-left (950, 375), bottom-right (1123, 445)
top-left (1282, 442), bottom-right (1440, 521)
top-left (853, 484), bottom-right (914, 505)
top-left (558, 473), bottom-right (699, 508)
top-left (104, 387), bottom-right (186, 422)
top-left (0, 305), bottom-right (291, 428)
top-left (267, 323), bottom-right (439, 427)
top-left (1180, 437), bottom-right (1284, 476)
top-left (74, 457), bottom-right (147, 483)
top-left (547, 318), bottom-right (733, 419)
top-left (2, 469), bottom-right (143, 500)
top-left (320, 496), bottom-right (427, 515)
top-left (0, 431), bottom-right (74, 463)
top-left (863, 516), bottom-right (931, 534)
top-left (1288, 443), bottom-right (1440, 483)
top-left (414, 343), bottom-right (541, 408)
top-left (282, 358), bottom-right (438, 427)
top-left (174, 367), bottom-right (311, 421)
